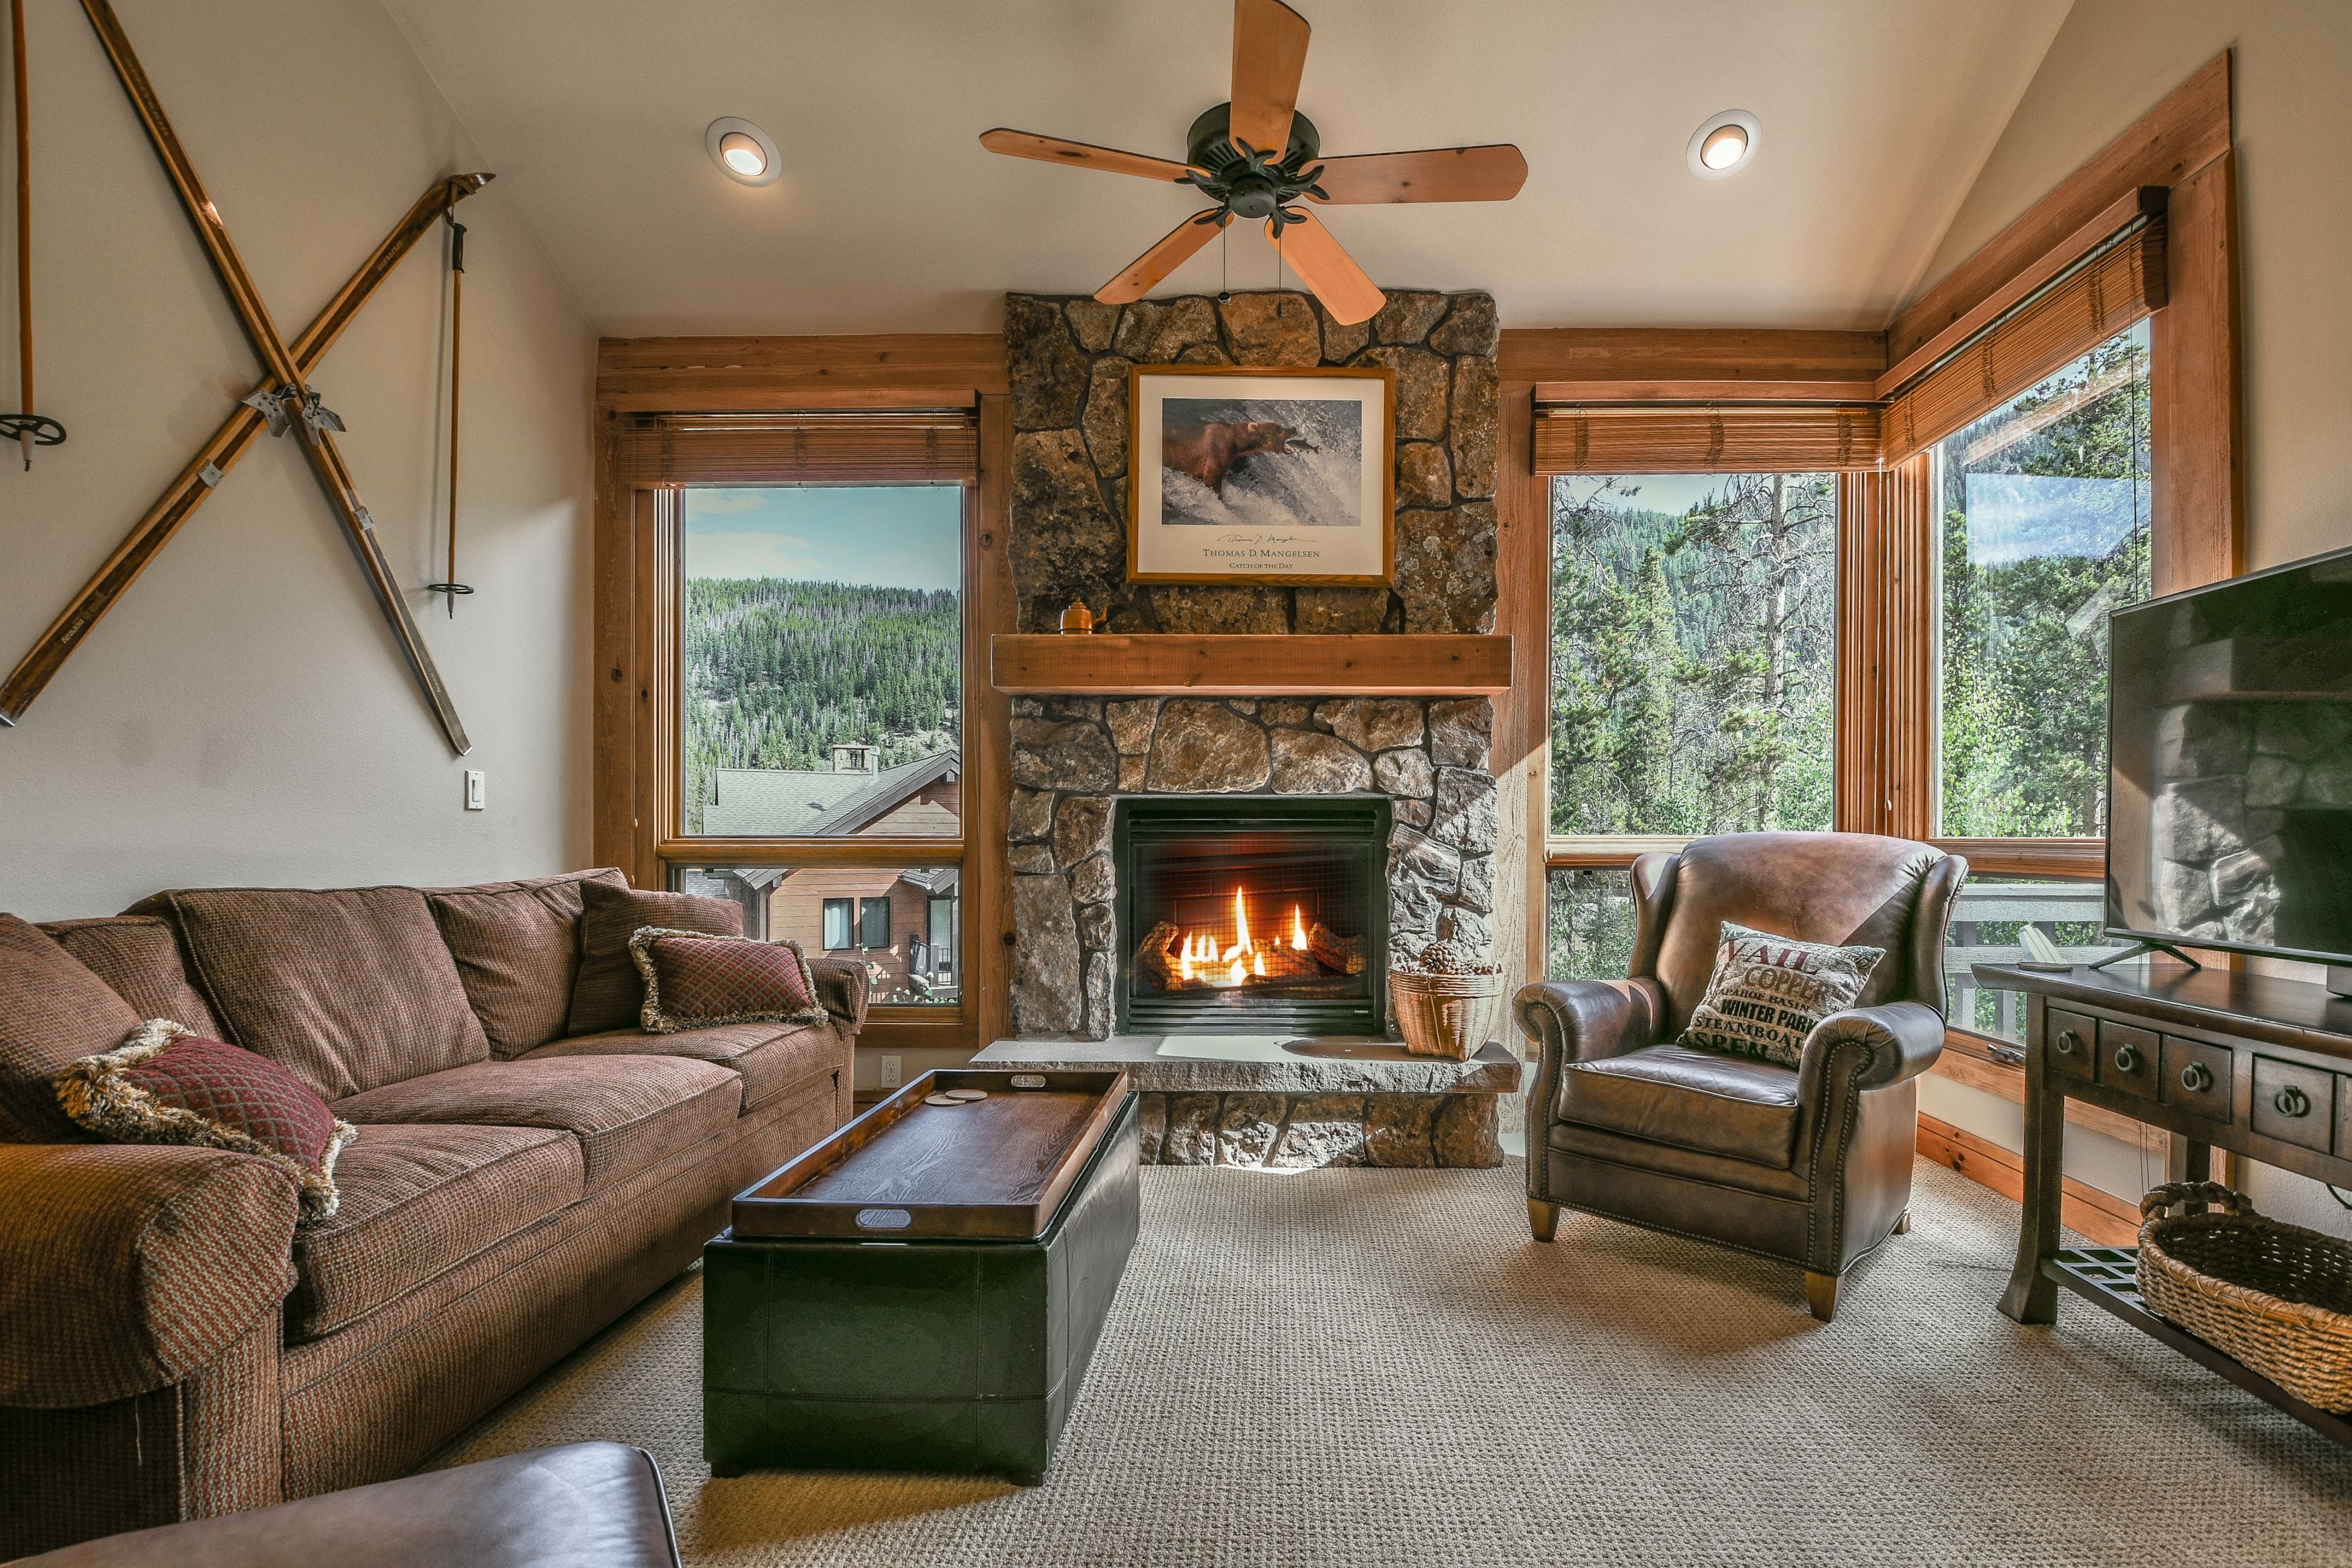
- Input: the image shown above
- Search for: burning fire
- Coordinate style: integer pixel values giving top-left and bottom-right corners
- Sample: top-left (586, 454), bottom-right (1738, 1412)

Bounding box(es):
top-left (1173, 888), bottom-right (1311, 989)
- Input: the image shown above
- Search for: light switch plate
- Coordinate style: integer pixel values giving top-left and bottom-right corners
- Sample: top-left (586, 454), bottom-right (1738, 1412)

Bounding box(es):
top-left (464, 770), bottom-right (486, 811)
top-left (878, 1055), bottom-right (901, 1089)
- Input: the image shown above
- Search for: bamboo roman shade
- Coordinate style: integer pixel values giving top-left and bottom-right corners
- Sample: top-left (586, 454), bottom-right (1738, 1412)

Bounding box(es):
top-left (614, 411), bottom-right (979, 486)
top-left (1530, 194), bottom-right (2167, 478)
top-left (1533, 404), bottom-right (1883, 474)
top-left (1879, 217), bottom-right (2166, 464)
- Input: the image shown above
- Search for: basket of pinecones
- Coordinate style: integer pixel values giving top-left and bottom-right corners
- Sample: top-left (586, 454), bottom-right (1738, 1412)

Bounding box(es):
top-left (1389, 936), bottom-right (1506, 1061)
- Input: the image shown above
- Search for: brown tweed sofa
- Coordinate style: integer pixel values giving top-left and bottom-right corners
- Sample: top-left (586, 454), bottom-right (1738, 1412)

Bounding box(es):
top-left (0, 869), bottom-right (862, 1559)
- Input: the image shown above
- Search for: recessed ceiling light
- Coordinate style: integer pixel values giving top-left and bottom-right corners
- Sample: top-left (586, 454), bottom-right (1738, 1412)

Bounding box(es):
top-left (706, 117), bottom-right (780, 186)
top-left (1687, 110), bottom-right (1760, 179)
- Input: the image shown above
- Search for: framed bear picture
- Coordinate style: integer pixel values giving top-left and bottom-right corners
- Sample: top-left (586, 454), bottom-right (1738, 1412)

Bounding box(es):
top-left (1125, 362), bottom-right (1395, 585)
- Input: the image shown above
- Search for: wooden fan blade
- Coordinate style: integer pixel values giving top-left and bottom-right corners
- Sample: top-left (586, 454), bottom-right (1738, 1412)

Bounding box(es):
top-left (1310, 144), bottom-right (1529, 204)
top-left (1097, 211), bottom-right (1229, 304)
top-left (1266, 209), bottom-right (1383, 325)
top-left (1229, 0), bottom-right (1309, 157)
top-left (979, 128), bottom-right (1194, 183)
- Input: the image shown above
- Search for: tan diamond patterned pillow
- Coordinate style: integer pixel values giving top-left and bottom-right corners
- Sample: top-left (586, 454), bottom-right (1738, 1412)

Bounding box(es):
top-left (628, 927), bottom-right (827, 1034)
top-left (1679, 921), bottom-right (1885, 1069)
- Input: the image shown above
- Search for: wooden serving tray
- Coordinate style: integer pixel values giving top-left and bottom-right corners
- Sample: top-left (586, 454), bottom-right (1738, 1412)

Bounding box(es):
top-left (731, 1069), bottom-right (1132, 1241)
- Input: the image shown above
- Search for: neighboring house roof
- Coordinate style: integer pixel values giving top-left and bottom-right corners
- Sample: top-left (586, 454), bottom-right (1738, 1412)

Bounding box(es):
top-left (705, 753), bottom-right (959, 837)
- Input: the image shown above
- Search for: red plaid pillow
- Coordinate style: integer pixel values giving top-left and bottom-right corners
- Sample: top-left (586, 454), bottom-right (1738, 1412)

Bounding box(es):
top-left (55, 1021), bottom-right (356, 1225)
top-left (628, 927), bottom-right (827, 1034)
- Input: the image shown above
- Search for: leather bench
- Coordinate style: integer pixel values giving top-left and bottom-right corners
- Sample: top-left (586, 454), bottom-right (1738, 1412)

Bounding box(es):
top-left (14, 1442), bottom-right (681, 1567)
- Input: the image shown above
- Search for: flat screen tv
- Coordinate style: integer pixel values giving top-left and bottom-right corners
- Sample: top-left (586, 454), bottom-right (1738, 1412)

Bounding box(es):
top-left (2106, 542), bottom-right (2352, 989)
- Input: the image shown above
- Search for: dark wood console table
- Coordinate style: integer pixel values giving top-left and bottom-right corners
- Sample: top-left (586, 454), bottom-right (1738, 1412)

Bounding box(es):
top-left (1979, 962), bottom-right (2352, 1447)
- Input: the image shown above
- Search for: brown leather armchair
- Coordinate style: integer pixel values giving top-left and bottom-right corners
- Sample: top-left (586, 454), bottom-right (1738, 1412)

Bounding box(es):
top-left (1516, 832), bottom-right (1966, 1321)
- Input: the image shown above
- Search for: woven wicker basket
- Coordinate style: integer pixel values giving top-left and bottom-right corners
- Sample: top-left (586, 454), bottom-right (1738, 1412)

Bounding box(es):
top-left (1389, 971), bottom-right (1506, 1061)
top-left (2137, 1182), bottom-right (2352, 1412)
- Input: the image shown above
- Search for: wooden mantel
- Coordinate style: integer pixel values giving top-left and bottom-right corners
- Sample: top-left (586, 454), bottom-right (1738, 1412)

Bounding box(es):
top-left (989, 634), bottom-right (1512, 698)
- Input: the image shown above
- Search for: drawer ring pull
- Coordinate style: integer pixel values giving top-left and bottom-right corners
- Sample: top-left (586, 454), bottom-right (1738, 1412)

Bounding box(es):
top-left (2054, 1030), bottom-right (2081, 1057)
top-left (2112, 1043), bottom-right (2141, 1074)
top-left (2179, 1062), bottom-right (2214, 1094)
top-left (2274, 1085), bottom-right (2312, 1119)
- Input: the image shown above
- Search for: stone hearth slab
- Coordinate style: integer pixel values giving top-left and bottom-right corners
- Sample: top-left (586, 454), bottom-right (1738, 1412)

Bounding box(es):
top-left (974, 1036), bottom-right (1522, 1169)
top-left (974, 1035), bottom-right (1520, 1097)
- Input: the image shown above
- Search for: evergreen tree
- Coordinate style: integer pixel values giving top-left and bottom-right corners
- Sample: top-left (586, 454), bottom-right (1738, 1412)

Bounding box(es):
top-left (682, 579), bottom-right (961, 833)
top-left (1939, 327), bottom-right (2152, 837)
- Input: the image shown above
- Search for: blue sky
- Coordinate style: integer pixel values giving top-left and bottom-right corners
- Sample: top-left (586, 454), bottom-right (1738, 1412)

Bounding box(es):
top-left (682, 486), bottom-right (962, 591)
top-left (1560, 473), bottom-right (1760, 518)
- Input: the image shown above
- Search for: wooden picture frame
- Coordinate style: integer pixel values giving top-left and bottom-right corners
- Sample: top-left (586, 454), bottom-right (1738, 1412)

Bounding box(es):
top-left (1125, 362), bottom-right (1395, 586)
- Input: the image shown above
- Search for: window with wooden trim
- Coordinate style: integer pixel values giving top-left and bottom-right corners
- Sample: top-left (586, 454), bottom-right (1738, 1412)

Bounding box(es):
top-left (1935, 321), bottom-right (2152, 840)
top-left (668, 483), bottom-right (969, 1009)
top-left (1544, 471), bottom-right (1841, 983)
top-left (600, 399), bottom-right (989, 1037)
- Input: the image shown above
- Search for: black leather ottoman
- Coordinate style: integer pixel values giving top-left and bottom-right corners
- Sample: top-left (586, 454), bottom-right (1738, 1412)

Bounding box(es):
top-left (704, 1090), bottom-right (1141, 1484)
top-left (15, 1442), bottom-right (680, 1567)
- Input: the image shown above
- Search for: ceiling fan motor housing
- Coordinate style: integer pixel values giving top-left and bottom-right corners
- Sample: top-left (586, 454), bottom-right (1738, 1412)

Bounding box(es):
top-left (1185, 102), bottom-right (1324, 220)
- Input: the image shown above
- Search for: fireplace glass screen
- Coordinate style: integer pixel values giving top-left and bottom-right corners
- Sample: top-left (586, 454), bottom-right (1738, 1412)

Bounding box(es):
top-left (1116, 796), bottom-right (1388, 1034)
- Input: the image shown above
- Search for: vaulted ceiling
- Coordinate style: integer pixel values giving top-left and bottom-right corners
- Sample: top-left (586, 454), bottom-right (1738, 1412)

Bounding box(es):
top-left (382, 0), bottom-right (2074, 336)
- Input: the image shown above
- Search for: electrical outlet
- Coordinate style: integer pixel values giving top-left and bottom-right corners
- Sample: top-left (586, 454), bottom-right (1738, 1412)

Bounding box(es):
top-left (878, 1055), bottom-right (901, 1089)
top-left (464, 770), bottom-right (485, 811)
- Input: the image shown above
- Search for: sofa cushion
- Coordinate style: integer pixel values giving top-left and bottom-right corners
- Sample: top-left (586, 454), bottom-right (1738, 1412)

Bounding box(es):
top-left (55, 1021), bottom-right (357, 1225)
top-left (37, 916), bottom-right (222, 1038)
top-left (131, 886), bottom-right (492, 1101)
top-left (631, 930), bottom-right (825, 1034)
top-left (567, 883), bottom-right (741, 1037)
top-left (0, 915), bottom-right (143, 1143)
top-left (524, 1020), bottom-right (842, 1116)
top-left (333, 1056), bottom-right (739, 1192)
top-left (1558, 1042), bottom-right (1802, 1168)
top-left (286, 1123), bottom-right (583, 1342)
top-left (426, 870), bottom-right (627, 1058)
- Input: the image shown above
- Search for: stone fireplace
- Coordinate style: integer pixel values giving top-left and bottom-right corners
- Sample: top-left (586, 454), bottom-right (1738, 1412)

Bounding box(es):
top-left (986, 287), bottom-right (1518, 1166)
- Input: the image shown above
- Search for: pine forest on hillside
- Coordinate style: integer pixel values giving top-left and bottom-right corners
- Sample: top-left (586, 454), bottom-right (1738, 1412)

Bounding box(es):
top-left (1549, 472), bottom-right (1838, 839)
top-left (683, 578), bottom-right (960, 834)
top-left (1939, 325), bottom-right (2151, 838)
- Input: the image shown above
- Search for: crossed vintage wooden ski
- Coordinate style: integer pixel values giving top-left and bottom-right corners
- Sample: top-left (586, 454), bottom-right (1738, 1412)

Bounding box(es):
top-left (0, 0), bottom-right (484, 753)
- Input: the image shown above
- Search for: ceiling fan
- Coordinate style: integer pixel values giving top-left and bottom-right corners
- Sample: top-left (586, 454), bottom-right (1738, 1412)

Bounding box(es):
top-left (979, 0), bottom-right (1527, 326)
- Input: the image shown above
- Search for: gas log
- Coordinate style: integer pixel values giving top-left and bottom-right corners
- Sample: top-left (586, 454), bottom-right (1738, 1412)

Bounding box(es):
top-left (1309, 923), bottom-right (1365, 976)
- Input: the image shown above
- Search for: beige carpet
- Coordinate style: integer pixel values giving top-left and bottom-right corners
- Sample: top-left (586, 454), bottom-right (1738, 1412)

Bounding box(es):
top-left (432, 1159), bottom-right (2352, 1566)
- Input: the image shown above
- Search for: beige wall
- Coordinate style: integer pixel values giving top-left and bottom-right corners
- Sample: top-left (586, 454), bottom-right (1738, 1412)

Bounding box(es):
top-left (1917, 0), bottom-right (2352, 1235)
top-left (0, 0), bottom-right (595, 919)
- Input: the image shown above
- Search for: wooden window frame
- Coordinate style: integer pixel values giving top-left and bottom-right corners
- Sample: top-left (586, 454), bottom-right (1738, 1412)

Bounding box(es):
top-left (1514, 54), bottom-right (2244, 1033)
top-left (593, 335), bottom-right (1014, 1055)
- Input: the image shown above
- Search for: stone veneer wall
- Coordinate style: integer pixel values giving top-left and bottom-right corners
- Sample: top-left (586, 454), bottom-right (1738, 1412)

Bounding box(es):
top-left (1008, 696), bottom-right (1497, 1038)
top-left (1003, 288), bottom-right (1506, 1042)
top-left (1005, 288), bottom-right (1499, 635)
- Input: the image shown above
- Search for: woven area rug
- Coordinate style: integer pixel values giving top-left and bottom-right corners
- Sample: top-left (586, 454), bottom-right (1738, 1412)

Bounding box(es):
top-left (430, 1159), bottom-right (2352, 1566)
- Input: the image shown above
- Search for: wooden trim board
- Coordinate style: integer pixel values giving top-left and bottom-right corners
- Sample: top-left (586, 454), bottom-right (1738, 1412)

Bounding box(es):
top-left (1917, 1112), bottom-right (2143, 1248)
top-left (1887, 52), bottom-right (2230, 366)
top-left (1503, 327), bottom-right (1885, 399)
top-left (989, 633), bottom-right (1512, 696)
top-left (596, 333), bottom-right (1007, 412)
top-left (1875, 188), bottom-right (2164, 399)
